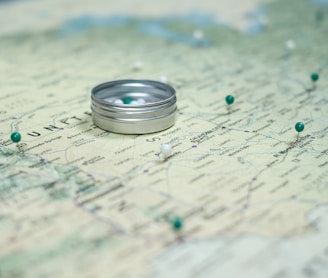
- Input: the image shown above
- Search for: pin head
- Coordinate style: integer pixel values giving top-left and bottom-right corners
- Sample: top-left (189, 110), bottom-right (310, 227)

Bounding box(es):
top-left (285, 39), bottom-right (296, 50)
top-left (225, 95), bottom-right (234, 105)
top-left (122, 97), bottom-right (133, 104)
top-left (10, 132), bottom-right (21, 143)
top-left (171, 217), bottom-right (183, 231)
top-left (133, 60), bottom-right (143, 71)
top-left (193, 29), bottom-right (204, 40)
top-left (315, 10), bottom-right (324, 22)
top-left (295, 122), bottom-right (304, 133)
top-left (311, 73), bottom-right (319, 82)
top-left (160, 143), bottom-right (172, 158)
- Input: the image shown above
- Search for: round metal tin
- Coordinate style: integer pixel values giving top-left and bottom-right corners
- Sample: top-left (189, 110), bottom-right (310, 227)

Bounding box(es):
top-left (91, 79), bottom-right (177, 134)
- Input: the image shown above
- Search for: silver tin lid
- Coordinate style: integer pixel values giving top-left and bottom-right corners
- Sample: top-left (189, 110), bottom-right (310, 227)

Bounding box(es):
top-left (91, 79), bottom-right (177, 134)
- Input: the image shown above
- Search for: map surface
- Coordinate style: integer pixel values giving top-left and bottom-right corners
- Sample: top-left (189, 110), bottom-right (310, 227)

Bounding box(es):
top-left (0, 0), bottom-right (328, 277)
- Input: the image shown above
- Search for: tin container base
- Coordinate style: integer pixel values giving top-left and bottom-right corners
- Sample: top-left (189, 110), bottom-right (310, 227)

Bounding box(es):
top-left (92, 111), bottom-right (177, 134)
top-left (91, 79), bottom-right (177, 134)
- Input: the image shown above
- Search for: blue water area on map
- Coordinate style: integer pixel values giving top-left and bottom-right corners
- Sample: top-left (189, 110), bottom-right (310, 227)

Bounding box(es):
top-left (58, 14), bottom-right (214, 46)
top-left (311, 0), bottom-right (328, 5)
top-left (244, 8), bottom-right (267, 35)
top-left (58, 10), bottom-right (268, 44)
top-left (137, 21), bottom-right (210, 47)
top-left (58, 15), bottom-right (133, 36)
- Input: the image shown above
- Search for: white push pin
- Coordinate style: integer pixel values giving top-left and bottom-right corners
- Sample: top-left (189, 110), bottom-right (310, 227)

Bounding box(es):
top-left (193, 29), bottom-right (204, 41)
top-left (136, 98), bottom-right (146, 105)
top-left (113, 99), bottom-right (124, 105)
top-left (160, 75), bottom-right (168, 83)
top-left (285, 39), bottom-right (296, 50)
top-left (160, 143), bottom-right (172, 160)
top-left (129, 98), bottom-right (146, 105)
top-left (133, 60), bottom-right (143, 71)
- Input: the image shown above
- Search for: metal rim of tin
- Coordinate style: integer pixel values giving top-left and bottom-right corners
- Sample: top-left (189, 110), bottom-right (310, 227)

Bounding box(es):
top-left (91, 79), bottom-right (177, 134)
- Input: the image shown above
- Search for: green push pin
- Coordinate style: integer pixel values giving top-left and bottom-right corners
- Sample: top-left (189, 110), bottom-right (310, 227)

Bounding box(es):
top-left (295, 122), bottom-right (304, 140)
top-left (10, 131), bottom-right (24, 154)
top-left (11, 131), bottom-right (21, 143)
top-left (295, 122), bottom-right (304, 132)
top-left (225, 95), bottom-right (234, 114)
top-left (171, 217), bottom-right (183, 232)
top-left (225, 95), bottom-right (235, 105)
top-left (315, 10), bottom-right (324, 23)
top-left (122, 97), bottom-right (133, 104)
top-left (310, 73), bottom-right (319, 90)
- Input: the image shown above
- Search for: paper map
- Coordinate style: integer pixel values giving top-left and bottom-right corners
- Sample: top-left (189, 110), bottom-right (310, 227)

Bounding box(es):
top-left (0, 0), bottom-right (328, 277)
